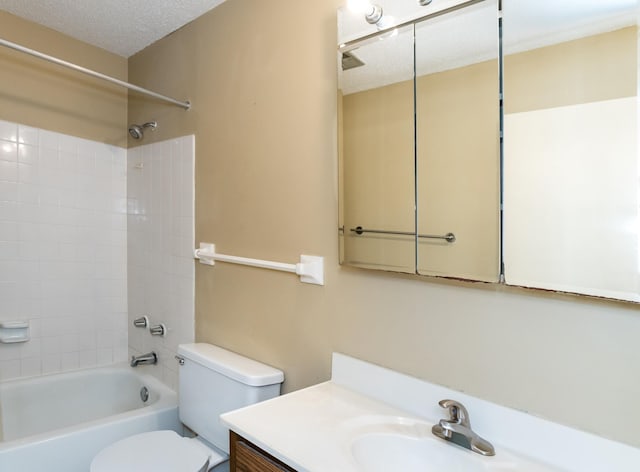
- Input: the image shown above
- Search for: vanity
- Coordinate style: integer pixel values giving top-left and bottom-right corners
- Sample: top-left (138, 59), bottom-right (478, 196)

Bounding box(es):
top-left (222, 353), bottom-right (640, 472)
top-left (229, 433), bottom-right (295, 472)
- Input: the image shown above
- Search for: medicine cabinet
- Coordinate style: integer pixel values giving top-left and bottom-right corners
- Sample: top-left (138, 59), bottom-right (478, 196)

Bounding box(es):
top-left (338, 0), bottom-right (640, 302)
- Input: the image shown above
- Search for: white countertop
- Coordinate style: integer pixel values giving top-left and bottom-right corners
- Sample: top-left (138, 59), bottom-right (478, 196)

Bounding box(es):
top-left (220, 353), bottom-right (640, 472)
top-left (222, 380), bottom-right (427, 471)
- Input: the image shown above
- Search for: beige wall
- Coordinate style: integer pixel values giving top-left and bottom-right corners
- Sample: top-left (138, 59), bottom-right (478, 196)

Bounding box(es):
top-left (128, 0), bottom-right (640, 448)
top-left (0, 11), bottom-right (127, 146)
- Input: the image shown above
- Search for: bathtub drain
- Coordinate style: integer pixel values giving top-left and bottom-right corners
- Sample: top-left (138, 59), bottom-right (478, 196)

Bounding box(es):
top-left (140, 386), bottom-right (149, 403)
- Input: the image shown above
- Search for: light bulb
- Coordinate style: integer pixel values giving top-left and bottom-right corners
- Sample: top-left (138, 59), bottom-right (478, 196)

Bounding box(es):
top-left (347, 0), bottom-right (374, 15)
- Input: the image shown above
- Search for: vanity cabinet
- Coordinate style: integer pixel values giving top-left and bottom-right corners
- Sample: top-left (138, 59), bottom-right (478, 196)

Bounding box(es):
top-left (230, 431), bottom-right (296, 472)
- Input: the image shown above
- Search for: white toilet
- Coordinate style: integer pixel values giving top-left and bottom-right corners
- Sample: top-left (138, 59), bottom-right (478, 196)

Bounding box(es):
top-left (90, 343), bottom-right (284, 472)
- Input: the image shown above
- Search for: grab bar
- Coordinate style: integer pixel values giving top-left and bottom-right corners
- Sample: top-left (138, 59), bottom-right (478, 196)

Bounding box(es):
top-left (350, 226), bottom-right (456, 243)
top-left (194, 243), bottom-right (324, 285)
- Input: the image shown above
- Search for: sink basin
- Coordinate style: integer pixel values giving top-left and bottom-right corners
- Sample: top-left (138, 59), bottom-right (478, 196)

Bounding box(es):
top-left (351, 433), bottom-right (515, 472)
top-left (345, 416), bottom-right (561, 472)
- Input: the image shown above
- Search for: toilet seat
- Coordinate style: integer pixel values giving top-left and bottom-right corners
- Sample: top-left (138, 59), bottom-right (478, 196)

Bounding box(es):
top-left (90, 430), bottom-right (227, 472)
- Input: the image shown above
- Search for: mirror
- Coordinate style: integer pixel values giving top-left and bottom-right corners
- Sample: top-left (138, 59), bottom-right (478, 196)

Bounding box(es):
top-left (339, 25), bottom-right (416, 273)
top-left (338, 0), bottom-right (501, 281)
top-left (502, 0), bottom-right (640, 302)
top-left (338, 0), bottom-right (640, 302)
top-left (415, 0), bottom-right (500, 281)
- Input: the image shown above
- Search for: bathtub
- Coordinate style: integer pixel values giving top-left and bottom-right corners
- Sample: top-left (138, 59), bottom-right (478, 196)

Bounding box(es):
top-left (0, 364), bottom-right (181, 472)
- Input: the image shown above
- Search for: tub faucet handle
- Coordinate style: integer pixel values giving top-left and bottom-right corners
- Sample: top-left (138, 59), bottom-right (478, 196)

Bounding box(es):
top-left (149, 324), bottom-right (166, 336)
top-left (133, 316), bottom-right (148, 328)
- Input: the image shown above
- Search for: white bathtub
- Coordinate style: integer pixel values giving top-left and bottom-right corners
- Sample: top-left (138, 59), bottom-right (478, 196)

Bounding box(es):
top-left (0, 364), bottom-right (181, 472)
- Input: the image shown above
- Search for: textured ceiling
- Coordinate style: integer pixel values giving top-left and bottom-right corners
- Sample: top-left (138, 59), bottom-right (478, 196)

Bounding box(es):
top-left (0, 0), bottom-right (227, 57)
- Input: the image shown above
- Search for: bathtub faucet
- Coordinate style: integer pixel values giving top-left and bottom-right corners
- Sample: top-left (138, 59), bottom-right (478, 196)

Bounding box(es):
top-left (130, 352), bottom-right (158, 367)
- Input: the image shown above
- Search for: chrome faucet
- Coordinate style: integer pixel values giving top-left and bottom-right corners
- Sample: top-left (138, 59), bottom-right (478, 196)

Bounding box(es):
top-left (130, 352), bottom-right (158, 367)
top-left (432, 399), bottom-right (495, 456)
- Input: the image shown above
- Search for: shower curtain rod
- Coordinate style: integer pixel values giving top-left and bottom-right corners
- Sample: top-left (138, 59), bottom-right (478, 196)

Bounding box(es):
top-left (0, 37), bottom-right (191, 110)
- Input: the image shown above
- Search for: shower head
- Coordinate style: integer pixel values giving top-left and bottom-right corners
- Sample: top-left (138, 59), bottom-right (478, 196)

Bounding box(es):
top-left (128, 121), bottom-right (157, 140)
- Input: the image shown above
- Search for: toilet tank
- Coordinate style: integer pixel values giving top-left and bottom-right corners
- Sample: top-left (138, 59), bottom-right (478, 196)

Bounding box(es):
top-left (177, 343), bottom-right (284, 454)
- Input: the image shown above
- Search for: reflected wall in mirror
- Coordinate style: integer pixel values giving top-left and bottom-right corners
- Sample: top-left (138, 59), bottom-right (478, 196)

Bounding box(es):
top-left (338, 25), bottom-right (416, 273)
top-left (502, 0), bottom-right (640, 302)
top-left (415, 0), bottom-right (500, 282)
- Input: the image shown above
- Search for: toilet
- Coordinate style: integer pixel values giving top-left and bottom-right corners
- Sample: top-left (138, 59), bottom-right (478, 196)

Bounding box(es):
top-left (91, 343), bottom-right (284, 472)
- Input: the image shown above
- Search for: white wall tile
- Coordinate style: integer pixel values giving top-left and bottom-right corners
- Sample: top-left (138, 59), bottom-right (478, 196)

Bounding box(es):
top-left (41, 336), bottom-right (62, 354)
top-left (39, 130), bottom-right (59, 151)
top-left (0, 343), bottom-right (21, 361)
top-left (0, 141), bottom-right (17, 162)
top-left (21, 337), bottom-right (42, 358)
top-left (18, 143), bottom-right (38, 165)
top-left (18, 125), bottom-right (39, 146)
top-left (0, 359), bottom-right (20, 380)
top-left (21, 357), bottom-right (42, 378)
top-left (97, 348), bottom-right (113, 365)
top-left (0, 121), bottom-right (128, 381)
top-left (78, 350), bottom-right (97, 369)
top-left (18, 163), bottom-right (39, 185)
top-left (0, 160), bottom-right (18, 182)
top-left (128, 135), bottom-right (195, 387)
top-left (0, 123), bottom-right (193, 388)
top-left (58, 134), bottom-right (78, 154)
top-left (0, 220), bottom-right (19, 240)
top-left (61, 352), bottom-right (80, 371)
top-left (17, 184), bottom-right (39, 205)
top-left (0, 120), bottom-right (18, 142)
top-left (0, 181), bottom-right (18, 202)
top-left (42, 354), bottom-right (61, 374)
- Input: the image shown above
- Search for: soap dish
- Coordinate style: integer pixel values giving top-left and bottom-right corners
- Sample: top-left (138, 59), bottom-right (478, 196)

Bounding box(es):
top-left (0, 320), bottom-right (30, 343)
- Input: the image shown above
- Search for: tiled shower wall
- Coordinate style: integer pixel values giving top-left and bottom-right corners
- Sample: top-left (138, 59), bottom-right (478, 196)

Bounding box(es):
top-left (0, 120), bottom-right (128, 381)
top-left (127, 136), bottom-right (195, 390)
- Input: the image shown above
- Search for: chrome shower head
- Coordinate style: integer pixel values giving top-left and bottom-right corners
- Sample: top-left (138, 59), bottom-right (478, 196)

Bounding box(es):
top-left (128, 121), bottom-right (157, 140)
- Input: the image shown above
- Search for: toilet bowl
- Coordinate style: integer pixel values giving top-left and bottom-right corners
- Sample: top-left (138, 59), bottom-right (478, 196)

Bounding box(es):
top-left (90, 343), bottom-right (284, 471)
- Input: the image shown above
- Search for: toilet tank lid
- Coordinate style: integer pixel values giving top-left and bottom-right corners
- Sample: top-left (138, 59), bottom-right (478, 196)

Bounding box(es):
top-left (178, 343), bottom-right (284, 387)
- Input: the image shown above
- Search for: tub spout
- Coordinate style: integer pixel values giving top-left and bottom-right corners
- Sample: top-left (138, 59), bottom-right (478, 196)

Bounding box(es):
top-left (130, 352), bottom-right (157, 367)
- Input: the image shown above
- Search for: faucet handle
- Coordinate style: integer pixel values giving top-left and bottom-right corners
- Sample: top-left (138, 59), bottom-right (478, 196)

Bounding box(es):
top-left (149, 323), bottom-right (166, 336)
top-left (133, 316), bottom-right (148, 328)
top-left (438, 399), bottom-right (471, 427)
